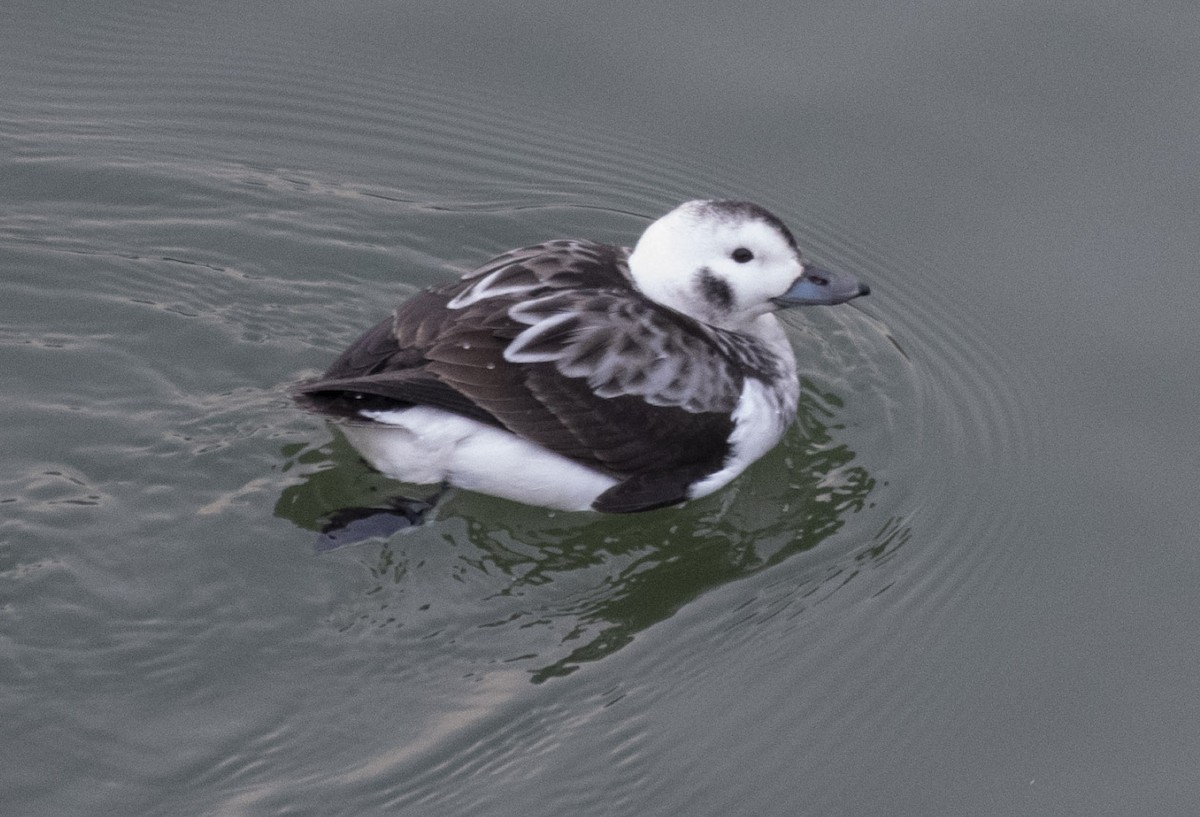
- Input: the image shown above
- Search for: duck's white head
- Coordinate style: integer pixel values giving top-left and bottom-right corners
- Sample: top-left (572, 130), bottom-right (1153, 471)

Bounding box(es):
top-left (627, 200), bottom-right (869, 332)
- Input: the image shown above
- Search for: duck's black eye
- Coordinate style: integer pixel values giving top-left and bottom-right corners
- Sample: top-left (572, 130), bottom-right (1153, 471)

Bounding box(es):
top-left (731, 247), bottom-right (754, 263)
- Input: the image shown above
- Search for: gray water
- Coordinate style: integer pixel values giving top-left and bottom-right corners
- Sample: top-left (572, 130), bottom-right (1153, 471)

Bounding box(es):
top-left (3, 2), bottom-right (1198, 815)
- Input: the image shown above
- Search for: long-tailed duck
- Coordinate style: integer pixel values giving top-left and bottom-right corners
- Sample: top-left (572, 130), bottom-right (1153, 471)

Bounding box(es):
top-left (293, 200), bottom-right (869, 514)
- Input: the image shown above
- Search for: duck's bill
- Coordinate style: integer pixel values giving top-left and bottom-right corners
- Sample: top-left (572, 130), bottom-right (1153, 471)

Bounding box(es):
top-left (772, 266), bottom-right (871, 307)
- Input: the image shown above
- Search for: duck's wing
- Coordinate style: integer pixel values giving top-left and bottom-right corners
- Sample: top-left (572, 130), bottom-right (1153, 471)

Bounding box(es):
top-left (293, 239), bottom-right (634, 424)
top-left (291, 300), bottom-right (505, 427)
top-left (293, 240), bottom-right (772, 511)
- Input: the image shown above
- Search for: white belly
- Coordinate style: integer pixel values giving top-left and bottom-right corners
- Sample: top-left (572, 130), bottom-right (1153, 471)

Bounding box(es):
top-left (343, 406), bottom-right (618, 512)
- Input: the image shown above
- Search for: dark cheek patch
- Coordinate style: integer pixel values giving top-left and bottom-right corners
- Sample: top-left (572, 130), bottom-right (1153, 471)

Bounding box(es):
top-left (698, 267), bottom-right (734, 312)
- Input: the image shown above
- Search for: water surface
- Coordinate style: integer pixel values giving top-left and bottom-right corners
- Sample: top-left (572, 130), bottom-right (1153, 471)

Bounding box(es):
top-left (3, 2), bottom-right (1199, 815)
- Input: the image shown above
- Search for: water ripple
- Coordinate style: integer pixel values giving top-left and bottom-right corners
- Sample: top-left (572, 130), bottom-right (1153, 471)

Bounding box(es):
top-left (1, 6), bottom-right (1048, 812)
